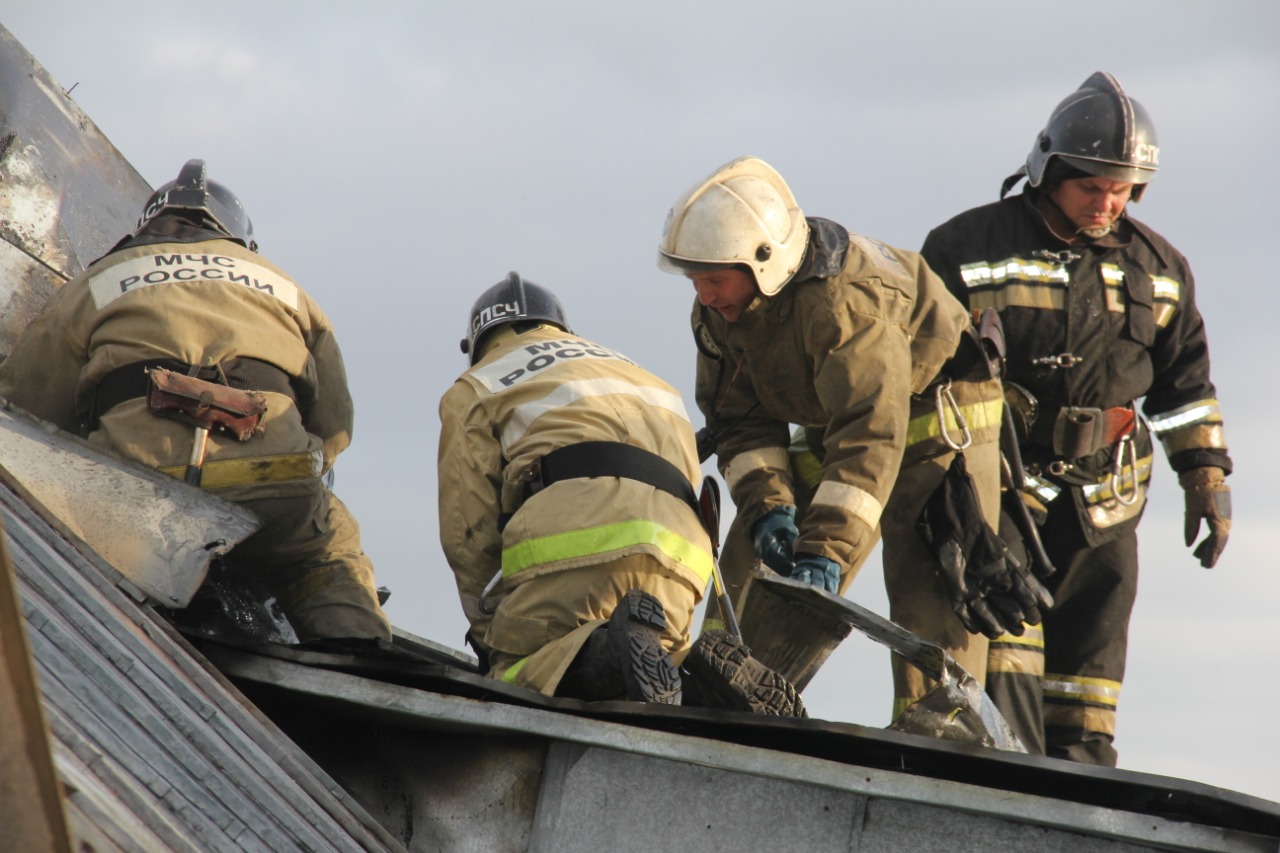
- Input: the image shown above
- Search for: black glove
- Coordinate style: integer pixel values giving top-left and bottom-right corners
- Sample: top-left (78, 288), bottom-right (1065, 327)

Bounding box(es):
top-left (919, 454), bottom-right (1053, 639)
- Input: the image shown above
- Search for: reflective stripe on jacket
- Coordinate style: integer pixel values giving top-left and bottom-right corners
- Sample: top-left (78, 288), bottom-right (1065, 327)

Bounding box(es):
top-left (438, 326), bottom-right (713, 643)
top-left (693, 218), bottom-right (972, 570)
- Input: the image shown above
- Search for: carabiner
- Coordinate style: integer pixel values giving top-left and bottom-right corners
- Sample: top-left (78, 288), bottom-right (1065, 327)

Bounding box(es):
top-left (1111, 433), bottom-right (1140, 506)
top-left (935, 379), bottom-right (972, 451)
top-left (479, 569), bottom-right (503, 615)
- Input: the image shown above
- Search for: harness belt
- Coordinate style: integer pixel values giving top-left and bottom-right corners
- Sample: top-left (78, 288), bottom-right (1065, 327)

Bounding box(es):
top-left (89, 357), bottom-right (296, 430)
top-left (1031, 404), bottom-right (1136, 459)
top-left (530, 440), bottom-right (700, 516)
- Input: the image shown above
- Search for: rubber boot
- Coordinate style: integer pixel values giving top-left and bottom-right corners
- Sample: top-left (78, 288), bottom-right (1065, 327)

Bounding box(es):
top-left (556, 590), bottom-right (682, 705)
top-left (682, 629), bottom-right (808, 717)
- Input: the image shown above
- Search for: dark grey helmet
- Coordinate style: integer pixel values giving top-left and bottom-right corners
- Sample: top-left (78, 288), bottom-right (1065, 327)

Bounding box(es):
top-left (1005, 72), bottom-right (1159, 200)
top-left (460, 271), bottom-right (571, 364)
top-left (136, 159), bottom-right (257, 250)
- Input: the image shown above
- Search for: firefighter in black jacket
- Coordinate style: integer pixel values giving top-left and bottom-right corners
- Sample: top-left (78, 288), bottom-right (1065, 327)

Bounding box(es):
top-left (921, 72), bottom-right (1232, 766)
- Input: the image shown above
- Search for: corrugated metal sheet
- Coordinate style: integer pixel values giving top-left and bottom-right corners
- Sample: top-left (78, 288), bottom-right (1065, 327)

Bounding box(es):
top-left (2, 476), bottom-right (403, 852)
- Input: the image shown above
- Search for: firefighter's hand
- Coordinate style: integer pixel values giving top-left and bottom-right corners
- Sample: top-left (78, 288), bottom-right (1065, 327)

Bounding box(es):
top-left (1180, 467), bottom-right (1231, 568)
top-left (752, 506), bottom-right (799, 575)
top-left (790, 554), bottom-right (841, 594)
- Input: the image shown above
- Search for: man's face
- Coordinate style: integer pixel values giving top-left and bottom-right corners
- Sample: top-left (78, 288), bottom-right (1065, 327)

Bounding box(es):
top-left (689, 267), bottom-right (758, 323)
top-left (1048, 176), bottom-right (1135, 235)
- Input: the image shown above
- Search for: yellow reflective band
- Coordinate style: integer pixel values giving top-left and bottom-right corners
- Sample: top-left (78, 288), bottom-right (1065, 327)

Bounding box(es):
top-left (790, 449), bottom-right (821, 489)
top-left (960, 258), bottom-right (1067, 312)
top-left (159, 451), bottom-right (323, 489)
top-left (499, 657), bottom-right (528, 684)
top-left (811, 480), bottom-right (883, 530)
top-left (501, 520), bottom-right (714, 585)
top-left (724, 446), bottom-right (790, 492)
top-left (904, 397), bottom-right (1003, 449)
top-left (989, 627), bottom-right (1044, 649)
top-left (1160, 423), bottom-right (1227, 455)
top-left (1042, 674), bottom-right (1121, 707)
top-left (1081, 453), bottom-right (1153, 505)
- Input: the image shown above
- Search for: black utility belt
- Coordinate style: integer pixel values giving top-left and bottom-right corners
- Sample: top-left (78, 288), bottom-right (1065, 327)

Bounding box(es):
top-left (89, 357), bottom-right (295, 430)
top-left (526, 440), bottom-right (699, 515)
top-left (1029, 404), bottom-right (1136, 459)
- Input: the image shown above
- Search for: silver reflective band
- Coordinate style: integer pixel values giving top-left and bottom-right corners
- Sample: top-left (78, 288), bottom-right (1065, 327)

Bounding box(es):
top-left (1042, 677), bottom-right (1121, 702)
top-left (960, 258), bottom-right (1069, 288)
top-left (724, 447), bottom-right (791, 493)
top-left (1023, 472), bottom-right (1061, 502)
top-left (1148, 399), bottom-right (1221, 434)
top-left (811, 481), bottom-right (883, 530)
top-left (501, 378), bottom-right (690, 450)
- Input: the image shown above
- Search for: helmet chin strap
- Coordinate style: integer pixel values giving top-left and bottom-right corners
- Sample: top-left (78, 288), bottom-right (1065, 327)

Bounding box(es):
top-left (1077, 223), bottom-right (1115, 240)
top-left (1037, 189), bottom-right (1116, 242)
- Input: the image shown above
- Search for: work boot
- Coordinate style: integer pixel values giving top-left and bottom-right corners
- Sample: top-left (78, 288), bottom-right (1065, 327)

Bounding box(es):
top-left (556, 590), bottom-right (682, 705)
top-left (682, 629), bottom-right (808, 718)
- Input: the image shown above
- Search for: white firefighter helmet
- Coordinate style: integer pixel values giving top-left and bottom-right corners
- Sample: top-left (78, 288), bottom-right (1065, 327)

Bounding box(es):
top-left (657, 156), bottom-right (809, 296)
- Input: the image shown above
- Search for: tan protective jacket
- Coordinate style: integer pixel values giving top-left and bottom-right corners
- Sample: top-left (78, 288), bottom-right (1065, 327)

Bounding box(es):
top-left (0, 237), bottom-right (352, 494)
top-left (438, 325), bottom-right (713, 642)
top-left (694, 220), bottom-right (971, 570)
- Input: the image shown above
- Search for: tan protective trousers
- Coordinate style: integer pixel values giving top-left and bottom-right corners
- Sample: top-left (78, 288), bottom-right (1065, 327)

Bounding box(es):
top-left (709, 425), bottom-right (1001, 723)
top-left (485, 554), bottom-right (700, 696)
top-left (225, 481), bottom-right (392, 643)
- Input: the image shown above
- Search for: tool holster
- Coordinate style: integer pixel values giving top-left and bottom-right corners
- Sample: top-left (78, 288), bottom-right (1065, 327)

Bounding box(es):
top-left (145, 368), bottom-right (267, 441)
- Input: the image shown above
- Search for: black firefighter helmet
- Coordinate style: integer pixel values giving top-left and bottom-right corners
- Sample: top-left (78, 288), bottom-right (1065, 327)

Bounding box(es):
top-left (1003, 71), bottom-right (1159, 201)
top-left (136, 159), bottom-right (258, 250)
top-left (460, 272), bottom-right (572, 364)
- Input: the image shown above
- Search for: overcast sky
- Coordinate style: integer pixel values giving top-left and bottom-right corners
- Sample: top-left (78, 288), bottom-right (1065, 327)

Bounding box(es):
top-left (6, 1), bottom-right (1279, 804)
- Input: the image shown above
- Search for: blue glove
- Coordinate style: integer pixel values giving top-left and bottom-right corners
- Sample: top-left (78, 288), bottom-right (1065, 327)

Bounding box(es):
top-left (752, 506), bottom-right (799, 575)
top-left (790, 555), bottom-right (841, 594)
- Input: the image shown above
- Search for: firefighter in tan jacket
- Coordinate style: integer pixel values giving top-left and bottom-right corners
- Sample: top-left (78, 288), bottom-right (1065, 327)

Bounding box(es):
top-left (438, 272), bottom-right (805, 715)
top-left (657, 157), bottom-right (1038, 722)
top-left (0, 160), bottom-right (390, 646)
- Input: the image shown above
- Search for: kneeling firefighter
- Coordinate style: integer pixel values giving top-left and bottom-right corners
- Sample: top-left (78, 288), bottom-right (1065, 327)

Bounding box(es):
top-left (437, 272), bottom-right (806, 715)
top-left (0, 159), bottom-right (392, 646)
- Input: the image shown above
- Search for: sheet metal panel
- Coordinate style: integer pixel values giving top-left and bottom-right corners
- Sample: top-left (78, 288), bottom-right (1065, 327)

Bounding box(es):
top-left (0, 23), bottom-right (151, 357)
top-left (213, 651), bottom-right (1280, 853)
top-left (2, 479), bottom-right (402, 852)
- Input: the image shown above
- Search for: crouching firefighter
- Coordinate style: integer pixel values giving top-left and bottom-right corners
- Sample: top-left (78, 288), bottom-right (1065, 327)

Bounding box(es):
top-left (0, 159), bottom-right (392, 647)
top-left (659, 155), bottom-right (1041, 726)
top-left (438, 272), bottom-right (806, 716)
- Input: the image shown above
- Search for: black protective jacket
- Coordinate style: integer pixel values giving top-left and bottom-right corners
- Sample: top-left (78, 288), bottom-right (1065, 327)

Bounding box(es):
top-left (922, 189), bottom-right (1230, 543)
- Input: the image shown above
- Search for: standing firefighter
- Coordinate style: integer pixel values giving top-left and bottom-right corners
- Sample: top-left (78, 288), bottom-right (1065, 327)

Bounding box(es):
top-left (921, 71), bottom-right (1232, 766)
top-left (0, 159), bottom-right (392, 646)
top-left (657, 156), bottom-right (1046, 724)
top-left (437, 272), bottom-right (805, 715)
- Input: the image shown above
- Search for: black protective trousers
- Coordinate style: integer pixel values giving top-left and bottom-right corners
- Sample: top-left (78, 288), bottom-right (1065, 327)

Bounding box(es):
top-left (985, 500), bottom-right (1139, 767)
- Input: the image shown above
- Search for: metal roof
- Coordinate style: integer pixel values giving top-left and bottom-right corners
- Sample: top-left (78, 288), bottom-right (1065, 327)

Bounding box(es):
top-left (2, 19), bottom-right (1279, 853)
